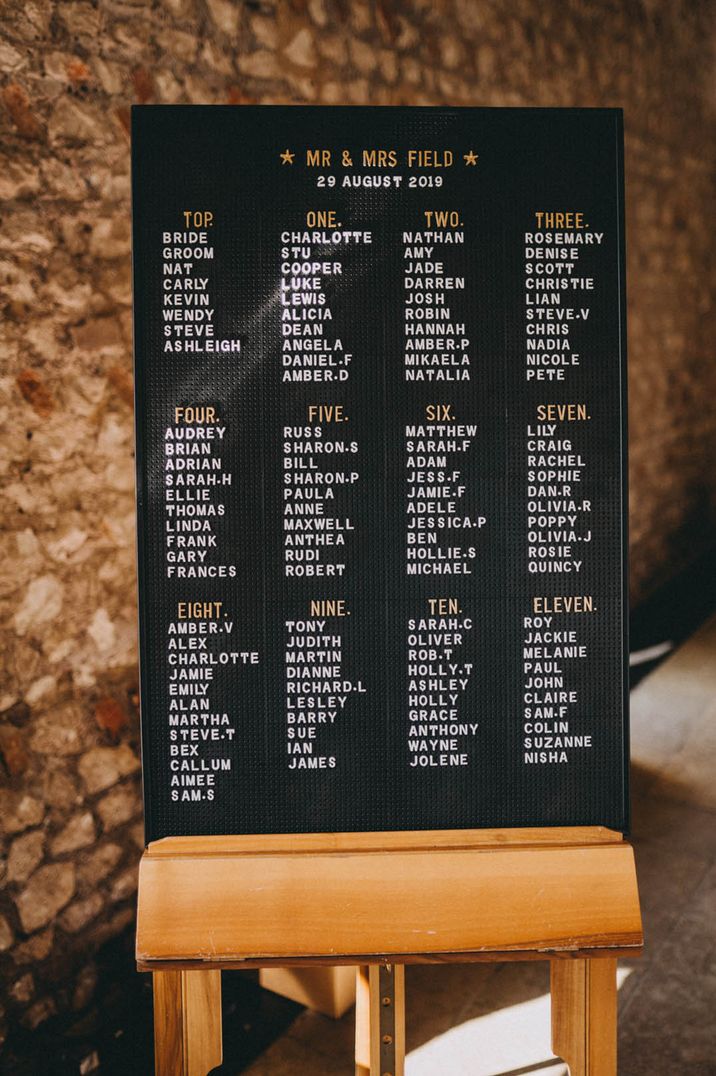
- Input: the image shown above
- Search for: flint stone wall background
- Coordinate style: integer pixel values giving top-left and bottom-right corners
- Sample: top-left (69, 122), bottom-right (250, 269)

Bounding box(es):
top-left (1, 0), bottom-right (715, 1035)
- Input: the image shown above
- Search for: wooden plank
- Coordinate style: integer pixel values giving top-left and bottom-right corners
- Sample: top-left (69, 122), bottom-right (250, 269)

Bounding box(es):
top-left (152, 969), bottom-right (222, 1076)
top-left (259, 966), bottom-right (356, 1018)
top-left (355, 965), bottom-right (375, 1075)
top-left (137, 839), bottom-right (642, 965)
top-left (153, 972), bottom-right (183, 1076)
top-left (146, 826), bottom-right (622, 858)
top-left (551, 958), bottom-right (617, 1075)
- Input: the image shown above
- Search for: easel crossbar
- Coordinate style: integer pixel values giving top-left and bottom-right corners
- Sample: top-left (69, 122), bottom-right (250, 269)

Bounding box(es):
top-left (136, 828), bottom-right (642, 968)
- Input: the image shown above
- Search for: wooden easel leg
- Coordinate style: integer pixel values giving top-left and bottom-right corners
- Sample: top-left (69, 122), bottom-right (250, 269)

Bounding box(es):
top-left (355, 964), bottom-right (405, 1076)
top-left (153, 969), bottom-right (222, 1076)
top-left (551, 958), bottom-right (617, 1076)
top-left (355, 966), bottom-right (371, 1076)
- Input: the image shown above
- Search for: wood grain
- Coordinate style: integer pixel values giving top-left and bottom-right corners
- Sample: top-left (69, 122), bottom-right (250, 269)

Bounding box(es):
top-left (152, 969), bottom-right (222, 1076)
top-left (552, 957), bottom-right (617, 1075)
top-left (146, 826), bottom-right (621, 857)
top-left (137, 829), bottom-right (642, 967)
top-left (355, 965), bottom-right (371, 1075)
top-left (141, 830), bottom-right (640, 1075)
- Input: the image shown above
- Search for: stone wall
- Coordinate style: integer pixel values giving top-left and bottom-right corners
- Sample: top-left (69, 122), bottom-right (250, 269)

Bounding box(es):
top-left (1, 0), bottom-right (714, 1037)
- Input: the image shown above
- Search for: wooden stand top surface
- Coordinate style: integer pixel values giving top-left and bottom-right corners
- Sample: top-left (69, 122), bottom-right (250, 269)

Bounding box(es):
top-left (136, 827), bottom-right (643, 971)
top-left (143, 825), bottom-right (622, 856)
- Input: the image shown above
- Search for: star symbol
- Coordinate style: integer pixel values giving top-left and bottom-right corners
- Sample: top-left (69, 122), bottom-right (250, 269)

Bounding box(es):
top-left (280, 148), bottom-right (295, 165)
top-left (463, 150), bottom-right (479, 166)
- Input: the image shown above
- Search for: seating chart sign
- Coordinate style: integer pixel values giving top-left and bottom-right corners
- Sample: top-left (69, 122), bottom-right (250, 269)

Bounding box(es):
top-left (132, 106), bottom-right (628, 841)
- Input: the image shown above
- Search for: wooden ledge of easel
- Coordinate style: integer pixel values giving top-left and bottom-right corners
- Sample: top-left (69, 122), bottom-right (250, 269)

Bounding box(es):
top-left (136, 827), bottom-right (642, 971)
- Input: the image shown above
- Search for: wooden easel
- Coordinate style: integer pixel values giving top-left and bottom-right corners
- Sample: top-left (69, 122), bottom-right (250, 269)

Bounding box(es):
top-left (136, 827), bottom-right (642, 1075)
